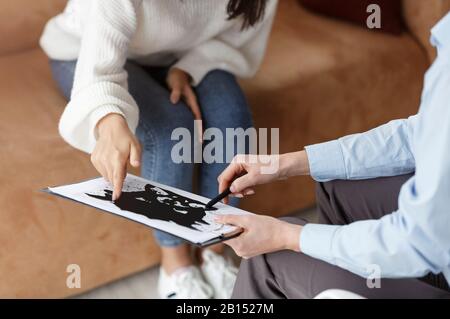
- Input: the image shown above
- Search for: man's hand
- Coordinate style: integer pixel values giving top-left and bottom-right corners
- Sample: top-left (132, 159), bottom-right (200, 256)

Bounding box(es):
top-left (92, 113), bottom-right (141, 201)
top-left (218, 152), bottom-right (310, 204)
top-left (215, 214), bottom-right (302, 258)
top-left (167, 67), bottom-right (203, 141)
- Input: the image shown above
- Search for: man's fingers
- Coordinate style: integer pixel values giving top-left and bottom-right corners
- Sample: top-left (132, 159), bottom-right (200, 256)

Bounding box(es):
top-left (222, 237), bottom-right (241, 249)
top-left (230, 173), bottom-right (255, 193)
top-left (130, 141), bottom-right (141, 168)
top-left (215, 214), bottom-right (249, 228)
top-left (218, 163), bottom-right (245, 194)
top-left (112, 163), bottom-right (126, 201)
top-left (243, 188), bottom-right (255, 195)
top-left (230, 188), bottom-right (255, 199)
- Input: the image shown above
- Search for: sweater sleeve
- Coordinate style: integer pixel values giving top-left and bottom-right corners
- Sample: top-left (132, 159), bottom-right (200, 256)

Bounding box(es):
top-left (58, 0), bottom-right (142, 154)
top-left (173, 0), bottom-right (278, 86)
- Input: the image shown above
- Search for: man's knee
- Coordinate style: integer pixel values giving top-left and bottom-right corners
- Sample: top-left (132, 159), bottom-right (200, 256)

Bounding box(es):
top-left (279, 216), bottom-right (307, 226)
top-left (234, 248), bottom-right (295, 299)
top-left (234, 248), bottom-right (314, 299)
top-left (316, 179), bottom-right (353, 206)
top-left (316, 180), bottom-right (337, 198)
top-left (232, 254), bottom-right (274, 299)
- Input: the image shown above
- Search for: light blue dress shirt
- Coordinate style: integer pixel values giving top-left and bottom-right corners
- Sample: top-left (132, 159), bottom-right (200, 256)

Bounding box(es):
top-left (301, 13), bottom-right (450, 284)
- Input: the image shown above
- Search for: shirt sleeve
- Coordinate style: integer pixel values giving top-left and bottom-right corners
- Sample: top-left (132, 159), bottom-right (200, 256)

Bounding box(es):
top-left (173, 0), bottom-right (278, 86)
top-left (58, 0), bottom-right (142, 153)
top-left (300, 67), bottom-right (450, 281)
top-left (305, 116), bottom-right (418, 182)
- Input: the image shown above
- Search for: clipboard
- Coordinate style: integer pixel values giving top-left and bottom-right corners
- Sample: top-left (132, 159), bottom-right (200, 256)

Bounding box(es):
top-left (43, 175), bottom-right (246, 247)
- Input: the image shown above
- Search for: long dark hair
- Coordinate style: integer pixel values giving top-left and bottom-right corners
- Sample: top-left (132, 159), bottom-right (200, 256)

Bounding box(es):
top-left (227, 0), bottom-right (268, 30)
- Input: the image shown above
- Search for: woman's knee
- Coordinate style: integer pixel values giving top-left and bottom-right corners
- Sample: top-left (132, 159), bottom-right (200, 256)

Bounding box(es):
top-left (136, 106), bottom-right (195, 182)
top-left (199, 69), bottom-right (237, 90)
top-left (197, 70), bottom-right (252, 129)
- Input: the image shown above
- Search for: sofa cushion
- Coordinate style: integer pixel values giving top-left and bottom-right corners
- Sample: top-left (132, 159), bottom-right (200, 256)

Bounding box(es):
top-left (0, 48), bottom-right (160, 297)
top-left (298, 0), bottom-right (404, 34)
top-left (0, 0), bottom-right (66, 56)
top-left (402, 0), bottom-right (450, 62)
top-left (239, 0), bottom-right (429, 215)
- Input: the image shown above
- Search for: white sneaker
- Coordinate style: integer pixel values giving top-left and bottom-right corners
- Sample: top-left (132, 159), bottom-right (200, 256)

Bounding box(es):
top-left (200, 250), bottom-right (239, 299)
top-left (158, 266), bottom-right (213, 299)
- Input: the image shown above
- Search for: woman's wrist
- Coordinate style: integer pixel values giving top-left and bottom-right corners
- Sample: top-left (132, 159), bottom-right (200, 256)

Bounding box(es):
top-left (279, 151), bottom-right (311, 179)
top-left (96, 113), bottom-right (127, 137)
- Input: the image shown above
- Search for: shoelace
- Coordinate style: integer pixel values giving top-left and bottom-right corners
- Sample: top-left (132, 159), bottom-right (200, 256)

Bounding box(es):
top-left (174, 269), bottom-right (212, 298)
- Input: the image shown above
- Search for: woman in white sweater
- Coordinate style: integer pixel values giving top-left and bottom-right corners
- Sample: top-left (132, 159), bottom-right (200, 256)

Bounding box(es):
top-left (40, 0), bottom-right (277, 298)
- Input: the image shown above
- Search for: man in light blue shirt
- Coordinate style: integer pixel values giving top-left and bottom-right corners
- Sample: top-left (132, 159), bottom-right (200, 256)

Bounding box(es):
top-left (216, 13), bottom-right (450, 298)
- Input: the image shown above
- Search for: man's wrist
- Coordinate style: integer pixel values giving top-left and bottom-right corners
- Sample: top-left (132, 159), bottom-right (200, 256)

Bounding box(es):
top-left (280, 151), bottom-right (311, 178)
top-left (279, 221), bottom-right (302, 252)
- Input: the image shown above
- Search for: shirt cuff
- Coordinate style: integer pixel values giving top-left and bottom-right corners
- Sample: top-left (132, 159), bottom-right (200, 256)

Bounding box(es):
top-left (300, 223), bottom-right (340, 264)
top-left (304, 140), bottom-right (347, 182)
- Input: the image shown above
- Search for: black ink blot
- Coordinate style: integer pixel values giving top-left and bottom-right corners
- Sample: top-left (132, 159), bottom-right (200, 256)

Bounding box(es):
top-left (86, 184), bottom-right (217, 230)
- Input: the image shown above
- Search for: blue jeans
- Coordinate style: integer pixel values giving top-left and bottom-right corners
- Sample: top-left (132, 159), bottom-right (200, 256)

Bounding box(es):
top-left (50, 60), bottom-right (253, 247)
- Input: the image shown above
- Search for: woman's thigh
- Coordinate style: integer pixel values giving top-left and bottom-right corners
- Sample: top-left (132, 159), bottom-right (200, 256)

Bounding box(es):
top-left (50, 60), bottom-right (77, 99)
top-left (125, 62), bottom-right (196, 191)
top-left (194, 70), bottom-right (253, 199)
top-left (195, 70), bottom-right (253, 135)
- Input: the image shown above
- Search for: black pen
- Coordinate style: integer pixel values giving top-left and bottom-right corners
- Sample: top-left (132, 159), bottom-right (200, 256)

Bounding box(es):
top-left (205, 188), bottom-right (232, 210)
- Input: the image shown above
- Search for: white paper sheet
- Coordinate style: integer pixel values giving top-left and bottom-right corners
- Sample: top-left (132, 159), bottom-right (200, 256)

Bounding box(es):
top-left (48, 174), bottom-right (250, 245)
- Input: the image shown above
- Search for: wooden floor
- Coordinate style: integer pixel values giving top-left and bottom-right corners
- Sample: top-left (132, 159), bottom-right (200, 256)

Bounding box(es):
top-left (74, 208), bottom-right (317, 299)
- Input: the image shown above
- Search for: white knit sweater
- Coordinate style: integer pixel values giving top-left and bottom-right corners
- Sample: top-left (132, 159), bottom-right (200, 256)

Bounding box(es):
top-left (40, 0), bottom-right (277, 153)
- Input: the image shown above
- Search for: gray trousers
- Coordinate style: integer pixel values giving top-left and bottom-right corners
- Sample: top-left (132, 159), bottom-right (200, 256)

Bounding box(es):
top-left (232, 174), bottom-right (450, 299)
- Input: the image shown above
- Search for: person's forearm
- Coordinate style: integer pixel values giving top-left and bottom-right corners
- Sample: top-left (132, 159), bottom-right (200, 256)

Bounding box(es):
top-left (279, 151), bottom-right (311, 178)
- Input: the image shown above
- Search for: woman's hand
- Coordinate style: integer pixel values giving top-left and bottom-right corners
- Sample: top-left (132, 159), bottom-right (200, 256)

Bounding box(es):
top-left (166, 68), bottom-right (203, 141)
top-left (91, 113), bottom-right (142, 201)
top-left (217, 151), bottom-right (310, 204)
top-left (215, 214), bottom-right (302, 258)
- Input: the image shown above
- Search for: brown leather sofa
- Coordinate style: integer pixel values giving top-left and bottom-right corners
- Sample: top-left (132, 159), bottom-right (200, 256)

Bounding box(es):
top-left (0, 0), bottom-right (447, 298)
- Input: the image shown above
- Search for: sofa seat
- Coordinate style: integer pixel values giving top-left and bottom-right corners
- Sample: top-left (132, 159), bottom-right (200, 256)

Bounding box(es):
top-left (1, 0), bottom-right (445, 298)
top-left (0, 49), bottom-right (160, 298)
